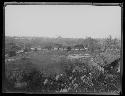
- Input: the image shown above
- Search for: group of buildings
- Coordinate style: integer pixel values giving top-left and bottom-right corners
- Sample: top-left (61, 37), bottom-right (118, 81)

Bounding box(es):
top-left (29, 46), bottom-right (88, 51)
top-left (5, 44), bottom-right (88, 57)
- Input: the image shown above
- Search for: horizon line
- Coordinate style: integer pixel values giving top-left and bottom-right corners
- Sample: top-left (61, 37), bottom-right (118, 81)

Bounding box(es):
top-left (5, 35), bottom-right (121, 39)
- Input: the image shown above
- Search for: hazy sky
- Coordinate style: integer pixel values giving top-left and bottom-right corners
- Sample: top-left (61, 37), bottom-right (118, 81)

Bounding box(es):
top-left (5, 5), bottom-right (121, 38)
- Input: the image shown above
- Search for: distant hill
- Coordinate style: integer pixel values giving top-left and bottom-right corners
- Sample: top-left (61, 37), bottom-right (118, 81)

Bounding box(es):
top-left (5, 36), bottom-right (86, 48)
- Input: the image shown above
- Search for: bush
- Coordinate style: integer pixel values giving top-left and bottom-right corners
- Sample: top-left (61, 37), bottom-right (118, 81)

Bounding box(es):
top-left (8, 51), bottom-right (16, 57)
top-left (5, 57), bottom-right (42, 91)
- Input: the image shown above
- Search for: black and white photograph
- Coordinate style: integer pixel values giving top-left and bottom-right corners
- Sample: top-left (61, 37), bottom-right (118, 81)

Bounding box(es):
top-left (3, 2), bottom-right (122, 94)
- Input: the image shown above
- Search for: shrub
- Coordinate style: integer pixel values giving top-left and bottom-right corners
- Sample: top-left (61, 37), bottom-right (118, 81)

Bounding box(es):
top-left (8, 51), bottom-right (16, 57)
top-left (5, 57), bottom-right (42, 91)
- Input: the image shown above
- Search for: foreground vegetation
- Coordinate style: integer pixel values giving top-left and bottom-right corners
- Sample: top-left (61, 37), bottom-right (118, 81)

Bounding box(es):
top-left (4, 50), bottom-right (121, 94)
top-left (4, 36), bottom-right (121, 94)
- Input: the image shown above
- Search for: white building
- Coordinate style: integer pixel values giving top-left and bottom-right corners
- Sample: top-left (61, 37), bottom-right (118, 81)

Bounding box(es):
top-left (54, 47), bottom-right (58, 50)
top-left (75, 48), bottom-right (79, 50)
top-left (84, 47), bottom-right (88, 50)
top-left (80, 48), bottom-right (85, 50)
top-left (31, 48), bottom-right (35, 50)
top-left (16, 50), bottom-right (24, 54)
top-left (59, 48), bottom-right (63, 50)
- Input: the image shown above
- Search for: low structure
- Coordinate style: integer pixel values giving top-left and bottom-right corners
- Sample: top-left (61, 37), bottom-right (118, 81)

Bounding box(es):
top-left (54, 47), bottom-right (58, 50)
top-left (67, 53), bottom-right (91, 60)
top-left (103, 58), bottom-right (120, 73)
top-left (31, 48), bottom-right (35, 50)
top-left (74, 49), bottom-right (79, 50)
top-left (16, 49), bottom-right (24, 54)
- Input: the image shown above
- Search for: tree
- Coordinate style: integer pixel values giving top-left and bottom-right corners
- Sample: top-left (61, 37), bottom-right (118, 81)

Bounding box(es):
top-left (34, 48), bottom-right (38, 51)
top-left (112, 38), bottom-right (121, 50)
top-left (24, 48), bottom-right (29, 52)
top-left (5, 42), bottom-right (16, 52)
top-left (6, 42), bottom-right (22, 56)
top-left (45, 45), bottom-right (52, 50)
top-left (74, 44), bottom-right (84, 50)
top-left (84, 37), bottom-right (101, 53)
top-left (11, 45), bottom-right (21, 51)
top-left (25, 43), bottom-right (32, 50)
top-left (67, 46), bottom-right (71, 51)
top-left (103, 35), bottom-right (113, 52)
top-left (8, 50), bottom-right (16, 57)
top-left (55, 44), bottom-right (63, 50)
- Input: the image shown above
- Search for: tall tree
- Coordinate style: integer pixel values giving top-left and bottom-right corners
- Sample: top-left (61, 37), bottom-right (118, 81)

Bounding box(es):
top-left (102, 35), bottom-right (117, 52)
top-left (84, 37), bottom-right (101, 53)
top-left (67, 46), bottom-right (71, 51)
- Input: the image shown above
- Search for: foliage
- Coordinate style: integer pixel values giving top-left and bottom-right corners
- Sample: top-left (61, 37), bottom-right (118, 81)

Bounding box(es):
top-left (8, 51), bottom-right (16, 57)
top-left (83, 37), bottom-right (102, 53)
top-left (44, 45), bottom-right (53, 50)
top-left (4, 36), bottom-right (121, 93)
top-left (67, 46), bottom-right (71, 51)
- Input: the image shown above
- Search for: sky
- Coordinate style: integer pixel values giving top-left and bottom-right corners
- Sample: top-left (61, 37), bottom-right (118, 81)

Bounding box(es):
top-left (5, 5), bottom-right (121, 39)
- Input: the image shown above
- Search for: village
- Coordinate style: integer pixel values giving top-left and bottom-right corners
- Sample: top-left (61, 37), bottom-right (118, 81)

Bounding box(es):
top-left (5, 46), bottom-right (89, 63)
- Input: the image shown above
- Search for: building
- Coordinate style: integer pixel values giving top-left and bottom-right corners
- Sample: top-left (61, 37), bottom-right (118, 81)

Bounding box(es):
top-left (53, 47), bottom-right (58, 50)
top-left (31, 48), bottom-right (35, 50)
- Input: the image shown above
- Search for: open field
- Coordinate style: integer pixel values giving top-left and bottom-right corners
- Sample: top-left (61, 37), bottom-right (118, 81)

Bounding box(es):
top-left (5, 50), bottom-right (89, 76)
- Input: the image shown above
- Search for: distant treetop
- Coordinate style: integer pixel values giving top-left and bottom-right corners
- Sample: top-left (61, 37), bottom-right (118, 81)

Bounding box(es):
top-left (56, 36), bottom-right (63, 39)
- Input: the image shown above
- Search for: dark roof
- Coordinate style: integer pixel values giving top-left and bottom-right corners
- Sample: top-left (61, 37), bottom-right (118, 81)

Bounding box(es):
top-left (103, 58), bottom-right (120, 70)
